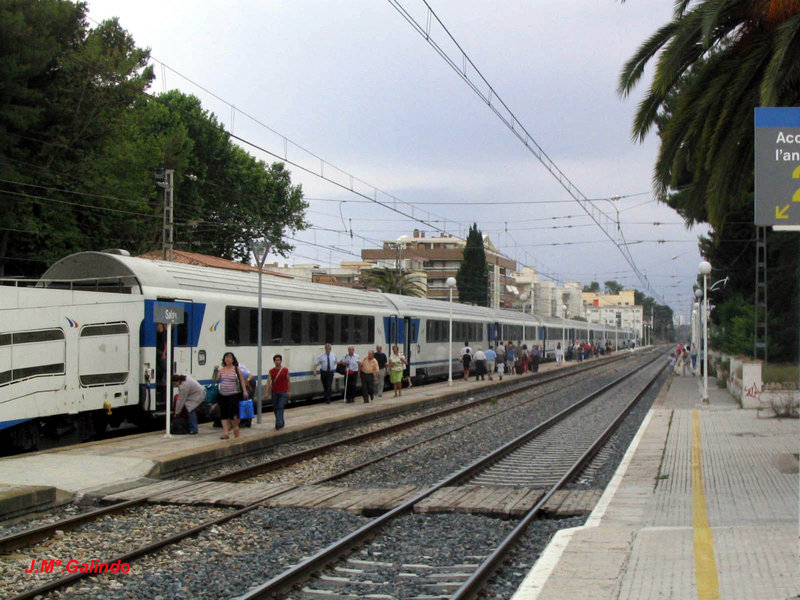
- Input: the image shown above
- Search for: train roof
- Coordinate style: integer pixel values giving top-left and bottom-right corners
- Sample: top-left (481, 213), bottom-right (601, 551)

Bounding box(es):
top-left (41, 251), bottom-right (396, 311)
top-left (40, 252), bottom-right (626, 332)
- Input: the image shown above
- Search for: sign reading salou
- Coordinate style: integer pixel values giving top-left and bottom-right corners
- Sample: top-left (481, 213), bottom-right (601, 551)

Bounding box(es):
top-left (754, 107), bottom-right (800, 226)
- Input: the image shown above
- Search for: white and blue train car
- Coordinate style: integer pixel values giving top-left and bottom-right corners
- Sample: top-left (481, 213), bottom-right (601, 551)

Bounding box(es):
top-left (0, 250), bottom-right (635, 451)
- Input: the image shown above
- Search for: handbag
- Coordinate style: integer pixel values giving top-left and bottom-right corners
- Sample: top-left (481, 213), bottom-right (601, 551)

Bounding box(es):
top-left (335, 363), bottom-right (346, 376)
top-left (239, 398), bottom-right (255, 419)
top-left (205, 383), bottom-right (219, 404)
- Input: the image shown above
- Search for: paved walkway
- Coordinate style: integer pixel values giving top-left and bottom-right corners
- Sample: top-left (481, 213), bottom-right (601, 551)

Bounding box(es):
top-left (512, 371), bottom-right (799, 600)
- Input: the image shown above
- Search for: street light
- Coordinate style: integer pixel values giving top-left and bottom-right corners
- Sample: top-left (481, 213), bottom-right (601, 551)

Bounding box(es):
top-left (699, 260), bottom-right (712, 404)
top-left (253, 241), bottom-right (270, 424)
top-left (446, 277), bottom-right (457, 386)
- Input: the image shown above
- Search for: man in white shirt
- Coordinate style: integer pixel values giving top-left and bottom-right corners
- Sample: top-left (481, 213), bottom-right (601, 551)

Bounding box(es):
top-left (339, 346), bottom-right (361, 403)
top-left (313, 343), bottom-right (337, 404)
top-left (473, 347), bottom-right (487, 381)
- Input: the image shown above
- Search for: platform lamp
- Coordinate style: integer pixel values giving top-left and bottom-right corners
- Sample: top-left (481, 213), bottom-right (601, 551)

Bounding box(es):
top-left (698, 261), bottom-right (712, 403)
top-left (253, 241), bottom-right (271, 424)
top-left (446, 277), bottom-right (457, 386)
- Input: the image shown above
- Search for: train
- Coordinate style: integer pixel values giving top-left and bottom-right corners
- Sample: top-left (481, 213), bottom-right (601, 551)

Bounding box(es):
top-left (0, 250), bottom-right (636, 451)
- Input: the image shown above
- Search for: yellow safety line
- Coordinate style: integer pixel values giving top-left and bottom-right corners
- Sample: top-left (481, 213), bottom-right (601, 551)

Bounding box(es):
top-left (693, 409), bottom-right (721, 599)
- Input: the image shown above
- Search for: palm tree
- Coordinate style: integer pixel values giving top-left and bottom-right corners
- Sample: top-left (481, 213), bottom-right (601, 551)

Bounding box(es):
top-left (361, 267), bottom-right (426, 297)
top-left (618, 0), bottom-right (800, 230)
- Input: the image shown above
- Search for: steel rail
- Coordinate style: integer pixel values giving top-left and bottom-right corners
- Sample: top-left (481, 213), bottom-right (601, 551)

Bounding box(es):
top-left (233, 351), bottom-right (663, 599)
top-left (450, 358), bottom-right (666, 600)
top-left (1, 355), bottom-right (619, 554)
top-left (4, 355), bottom-right (635, 600)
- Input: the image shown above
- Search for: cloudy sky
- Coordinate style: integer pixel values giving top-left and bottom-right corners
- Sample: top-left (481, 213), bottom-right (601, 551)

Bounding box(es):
top-left (87, 0), bottom-right (707, 320)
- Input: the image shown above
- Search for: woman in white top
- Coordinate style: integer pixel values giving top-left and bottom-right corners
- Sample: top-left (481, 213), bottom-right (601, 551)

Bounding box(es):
top-left (555, 342), bottom-right (564, 366)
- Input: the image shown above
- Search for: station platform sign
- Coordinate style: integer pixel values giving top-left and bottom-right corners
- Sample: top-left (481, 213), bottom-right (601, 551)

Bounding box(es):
top-left (754, 107), bottom-right (800, 226)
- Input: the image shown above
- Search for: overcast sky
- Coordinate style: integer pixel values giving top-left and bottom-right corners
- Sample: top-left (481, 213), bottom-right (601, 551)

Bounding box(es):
top-left (87, 0), bottom-right (707, 320)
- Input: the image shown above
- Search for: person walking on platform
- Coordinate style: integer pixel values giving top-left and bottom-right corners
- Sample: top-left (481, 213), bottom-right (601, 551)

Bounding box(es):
top-left (265, 354), bottom-right (290, 430)
top-left (506, 342), bottom-right (516, 375)
top-left (388, 345), bottom-right (407, 397)
top-left (484, 346), bottom-right (496, 381)
top-left (473, 347), bottom-right (487, 381)
top-left (313, 343), bottom-right (337, 404)
top-left (339, 346), bottom-right (361, 403)
top-left (171, 373), bottom-right (204, 434)
top-left (360, 350), bottom-right (380, 403)
top-left (555, 342), bottom-right (564, 366)
top-left (213, 352), bottom-right (249, 440)
top-left (531, 345), bottom-right (542, 373)
top-left (461, 347), bottom-right (472, 379)
top-left (374, 345), bottom-right (388, 398)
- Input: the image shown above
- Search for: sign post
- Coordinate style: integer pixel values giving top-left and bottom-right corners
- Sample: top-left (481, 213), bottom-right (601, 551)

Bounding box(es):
top-left (153, 302), bottom-right (185, 438)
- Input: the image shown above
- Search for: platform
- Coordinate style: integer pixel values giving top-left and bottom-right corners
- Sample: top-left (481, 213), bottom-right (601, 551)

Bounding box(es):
top-left (0, 358), bottom-right (572, 520)
top-left (513, 370), bottom-right (799, 600)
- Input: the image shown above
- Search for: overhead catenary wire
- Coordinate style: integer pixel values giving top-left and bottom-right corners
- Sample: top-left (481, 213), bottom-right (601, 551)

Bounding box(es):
top-left (385, 0), bottom-right (659, 300)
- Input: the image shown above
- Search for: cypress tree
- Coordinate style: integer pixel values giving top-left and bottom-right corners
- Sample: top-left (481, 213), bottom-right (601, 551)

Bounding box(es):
top-left (456, 223), bottom-right (489, 306)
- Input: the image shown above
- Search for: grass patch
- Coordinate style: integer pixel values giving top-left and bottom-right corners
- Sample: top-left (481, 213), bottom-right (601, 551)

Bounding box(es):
top-left (763, 363), bottom-right (799, 387)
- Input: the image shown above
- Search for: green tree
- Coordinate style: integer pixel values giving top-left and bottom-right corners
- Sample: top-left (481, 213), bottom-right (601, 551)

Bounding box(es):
top-left (0, 0), bottom-right (153, 275)
top-left (456, 223), bottom-right (489, 306)
top-left (711, 295), bottom-right (755, 356)
top-left (604, 280), bottom-right (623, 294)
top-left (619, 1), bottom-right (800, 230)
top-left (619, 1), bottom-right (800, 357)
top-left (360, 267), bottom-right (426, 297)
top-left (582, 281), bottom-right (600, 293)
top-left (0, 2), bottom-right (308, 275)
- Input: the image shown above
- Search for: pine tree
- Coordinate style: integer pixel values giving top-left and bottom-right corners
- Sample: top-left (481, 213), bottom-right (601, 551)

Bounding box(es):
top-left (456, 223), bottom-right (489, 306)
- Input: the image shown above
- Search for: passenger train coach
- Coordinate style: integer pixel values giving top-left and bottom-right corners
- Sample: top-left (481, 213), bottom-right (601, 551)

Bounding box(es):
top-left (0, 251), bottom-right (635, 451)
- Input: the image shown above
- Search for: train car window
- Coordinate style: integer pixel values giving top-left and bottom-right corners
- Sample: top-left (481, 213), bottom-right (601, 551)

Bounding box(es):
top-left (248, 308), bottom-right (258, 346)
top-left (366, 316), bottom-right (375, 344)
top-left (290, 311), bottom-right (302, 344)
top-left (270, 310), bottom-right (284, 345)
top-left (340, 315), bottom-right (351, 344)
top-left (325, 314), bottom-right (335, 344)
top-left (13, 329), bottom-right (65, 344)
top-left (225, 306), bottom-right (241, 345)
top-left (352, 315), bottom-right (363, 344)
top-left (0, 333), bottom-right (10, 346)
top-left (308, 312), bottom-right (320, 344)
top-left (80, 324), bottom-right (129, 337)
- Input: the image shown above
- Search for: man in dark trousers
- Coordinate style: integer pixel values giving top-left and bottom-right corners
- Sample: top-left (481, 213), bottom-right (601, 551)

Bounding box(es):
top-left (374, 345), bottom-right (388, 398)
top-left (339, 346), bottom-right (361, 403)
top-left (313, 343), bottom-right (337, 404)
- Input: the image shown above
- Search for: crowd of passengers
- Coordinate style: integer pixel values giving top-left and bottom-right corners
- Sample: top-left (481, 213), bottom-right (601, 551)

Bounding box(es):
top-left (169, 338), bottom-right (634, 435)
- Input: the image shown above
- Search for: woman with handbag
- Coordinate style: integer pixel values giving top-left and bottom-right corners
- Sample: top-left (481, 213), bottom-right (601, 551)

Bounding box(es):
top-left (213, 352), bottom-right (249, 439)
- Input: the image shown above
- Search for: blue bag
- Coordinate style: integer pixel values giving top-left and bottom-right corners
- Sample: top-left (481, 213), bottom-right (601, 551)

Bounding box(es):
top-left (205, 383), bottom-right (218, 404)
top-left (238, 398), bottom-right (254, 420)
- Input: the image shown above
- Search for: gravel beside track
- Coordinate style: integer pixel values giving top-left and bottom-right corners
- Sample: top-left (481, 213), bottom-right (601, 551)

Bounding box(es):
top-left (333, 357), bottom-right (651, 488)
top-left (1, 505), bottom-right (229, 597)
top-left (2, 355), bottom-right (665, 600)
top-left (43, 507), bottom-right (368, 600)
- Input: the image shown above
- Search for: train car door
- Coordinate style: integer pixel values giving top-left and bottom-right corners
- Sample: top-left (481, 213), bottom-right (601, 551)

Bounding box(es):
top-left (403, 316), bottom-right (420, 377)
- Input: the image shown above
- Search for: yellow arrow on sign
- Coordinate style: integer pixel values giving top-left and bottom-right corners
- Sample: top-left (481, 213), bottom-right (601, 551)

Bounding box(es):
top-left (776, 205), bottom-right (790, 219)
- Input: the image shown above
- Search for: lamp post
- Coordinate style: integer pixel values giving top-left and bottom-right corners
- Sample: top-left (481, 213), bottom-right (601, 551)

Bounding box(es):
top-left (699, 261), bottom-right (712, 403)
top-left (252, 241), bottom-right (270, 424)
top-left (561, 304), bottom-right (567, 362)
top-left (446, 277), bottom-right (457, 386)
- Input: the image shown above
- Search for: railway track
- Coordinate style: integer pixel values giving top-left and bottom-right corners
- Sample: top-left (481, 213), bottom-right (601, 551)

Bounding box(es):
top-left (239, 352), bottom-right (665, 600)
top-left (1, 352), bottom-right (625, 551)
top-left (2, 350), bottom-right (662, 600)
